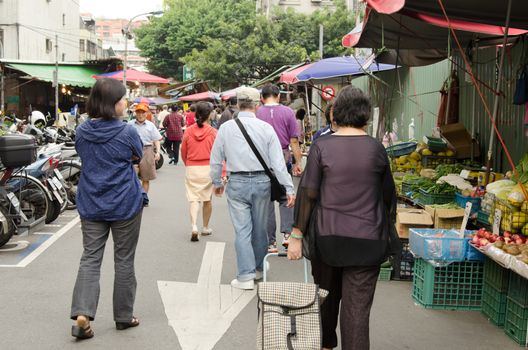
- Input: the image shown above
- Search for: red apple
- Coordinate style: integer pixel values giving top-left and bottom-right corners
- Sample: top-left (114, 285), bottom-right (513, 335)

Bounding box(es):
top-left (504, 232), bottom-right (512, 238)
top-left (472, 236), bottom-right (480, 244)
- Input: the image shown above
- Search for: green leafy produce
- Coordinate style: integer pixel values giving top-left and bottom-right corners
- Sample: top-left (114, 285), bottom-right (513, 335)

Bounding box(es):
top-left (512, 153), bottom-right (528, 184)
top-left (428, 203), bottom-right (460, 209)
top-left (435, 164), bottom-right (465, 178)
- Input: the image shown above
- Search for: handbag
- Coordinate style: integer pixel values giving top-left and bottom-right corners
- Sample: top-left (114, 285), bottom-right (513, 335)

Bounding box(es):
top-left (234, 117), bottom-right (287, 202)
top-left (514, 65), bottom-right (528, 105)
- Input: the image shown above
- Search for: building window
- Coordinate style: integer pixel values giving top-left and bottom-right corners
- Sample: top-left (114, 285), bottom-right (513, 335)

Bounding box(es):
top-left (62, 53), bottom-right (66, 61)
top-left (103, 32), bottom-right (110, 37)
top-left (46, 38), bottom-right (53, 53)
top-left (79, 39), bottom-right (85, 52)
top-left (103, 26), bottom-right (110, 30)
top-left (62, 14), bottom-right (66, 26)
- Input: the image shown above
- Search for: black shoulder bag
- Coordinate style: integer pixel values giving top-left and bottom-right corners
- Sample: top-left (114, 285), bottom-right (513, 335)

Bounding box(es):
top-left (234, 117), bottom-right (287, 202)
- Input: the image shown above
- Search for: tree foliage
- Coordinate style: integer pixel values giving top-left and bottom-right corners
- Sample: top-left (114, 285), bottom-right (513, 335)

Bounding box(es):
top-left (136, 0), bottom-right (355, 86)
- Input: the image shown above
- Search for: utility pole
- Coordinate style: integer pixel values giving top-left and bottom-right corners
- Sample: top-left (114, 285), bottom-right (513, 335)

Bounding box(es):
top-left (54, 35), bottom-right (59, 120)
top-left (1, 39), bottom-right (4, 116)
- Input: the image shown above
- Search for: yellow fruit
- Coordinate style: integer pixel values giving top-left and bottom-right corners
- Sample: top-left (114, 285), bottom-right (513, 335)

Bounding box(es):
top-left (523, 223), bottom-right (528, 236)
top-left (522, 201), bottom-right (528, 213)
top-left (398, 155), bottom-right (408, 163)
top-left (512, 212), bottom-right (528, 230)
top-left (410, 152), bottom-right (421, 161)
top-left (446, 150), bottom-right (455, 157)
top-left (422, 149), bottom-right (433, 156)
top-left (438, 152), bottom-right (446, 156)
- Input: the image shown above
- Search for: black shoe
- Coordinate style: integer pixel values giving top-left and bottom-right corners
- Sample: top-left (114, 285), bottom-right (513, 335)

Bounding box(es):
top-left (115, 317), bottom-right (140, 330)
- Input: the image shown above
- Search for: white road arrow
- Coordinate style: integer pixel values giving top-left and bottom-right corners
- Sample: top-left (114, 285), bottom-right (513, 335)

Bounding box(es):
top-left (158, 242), bottom-right (256, 350)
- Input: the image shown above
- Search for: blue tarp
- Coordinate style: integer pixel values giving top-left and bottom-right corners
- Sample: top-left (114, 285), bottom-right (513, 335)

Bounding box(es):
top-left (295, 56), bottom-right (397, 82)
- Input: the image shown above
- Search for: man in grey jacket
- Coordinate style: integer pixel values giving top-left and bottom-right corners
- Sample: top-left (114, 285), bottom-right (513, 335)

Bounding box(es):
top-left (210, 87), bottom-right (295, 290)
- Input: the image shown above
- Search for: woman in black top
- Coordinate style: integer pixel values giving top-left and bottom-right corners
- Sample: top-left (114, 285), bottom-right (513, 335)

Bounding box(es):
top-left (287, 86), bottom-right (397, 350)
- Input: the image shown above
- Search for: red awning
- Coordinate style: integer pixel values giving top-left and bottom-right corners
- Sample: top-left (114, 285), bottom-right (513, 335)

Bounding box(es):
top-left (279, 64), bottom-right (314, 85)
top-left (178, 91), bottom-right (219, 102)
top-left (93, 69), bottom-right (169, 84)
top-left (343, 0), bottom-right (528, 50)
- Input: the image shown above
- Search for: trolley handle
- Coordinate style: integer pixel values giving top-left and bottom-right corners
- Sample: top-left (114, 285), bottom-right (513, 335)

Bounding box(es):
top-left (263, 252), bottom-right (309, 283)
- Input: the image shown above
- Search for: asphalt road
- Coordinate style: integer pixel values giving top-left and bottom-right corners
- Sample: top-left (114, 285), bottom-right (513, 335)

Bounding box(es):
top-left (0, 162), bottom-right (521, 350)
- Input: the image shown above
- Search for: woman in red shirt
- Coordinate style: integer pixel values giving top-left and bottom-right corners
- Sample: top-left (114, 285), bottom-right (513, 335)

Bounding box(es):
top-left (181, 102), bottom-right (217, 242)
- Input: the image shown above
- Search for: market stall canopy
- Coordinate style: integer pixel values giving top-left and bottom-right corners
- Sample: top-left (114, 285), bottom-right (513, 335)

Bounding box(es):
top-left (178, 91), bottom-right (219, 102)
top-left (6, 63), bottom-right (102, 88)
top-left (93, 69), bottom-right (169, 84)
top-left (342, 0), bottom-right (528, 65)
top-left (295, 56), bottom-right (396, 82)
top-left (279, 64), bottom-right (314, 84)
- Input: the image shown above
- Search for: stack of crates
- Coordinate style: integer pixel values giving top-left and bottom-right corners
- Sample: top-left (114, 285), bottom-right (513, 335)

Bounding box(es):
top-left (412, 258), bottom-right (484, 310)
top-left (481, 258), bottom-right (510, 326)
top-left (392, 238), bottom-right (414, 280)
top-left (504, 273), bottom-right (528, 345)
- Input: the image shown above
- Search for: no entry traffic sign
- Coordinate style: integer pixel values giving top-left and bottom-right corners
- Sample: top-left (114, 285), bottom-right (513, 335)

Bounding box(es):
top-left (321, 85), bottom-right (335, 101)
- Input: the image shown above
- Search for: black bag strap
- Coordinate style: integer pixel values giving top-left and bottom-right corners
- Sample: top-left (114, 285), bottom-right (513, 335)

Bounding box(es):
top-left (234, 117), bottom-right (275, 180)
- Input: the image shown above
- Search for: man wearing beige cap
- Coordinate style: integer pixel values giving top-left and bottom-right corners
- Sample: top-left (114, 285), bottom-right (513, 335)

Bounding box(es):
top-left (210, 87), bottom-right (295, 290)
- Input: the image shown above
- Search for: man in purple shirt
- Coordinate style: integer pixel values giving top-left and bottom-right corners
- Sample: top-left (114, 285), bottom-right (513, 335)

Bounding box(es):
top-left (256, 84), bottom-right (302, 252)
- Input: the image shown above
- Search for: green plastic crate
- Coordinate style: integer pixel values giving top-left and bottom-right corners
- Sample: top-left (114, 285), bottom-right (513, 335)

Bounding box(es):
top-left (507, 273), bottom-right (528, 307)
top-left (378, 267), bottom-right (392, 281)
top-left (412, 258), bottom-right (484, 310)
top-left (484, 258), bottom-right (510, 292)
top-left (504, 297), bottom-right (528, 346)
top-left (481, 282), bottom-right (508, 326)
top-left (477, 210), bottom-right (490, 226)
top-left (418, 189), bottom-right (455, 205)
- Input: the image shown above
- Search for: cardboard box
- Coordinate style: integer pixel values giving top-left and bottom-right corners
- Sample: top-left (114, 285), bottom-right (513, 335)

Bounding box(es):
top-left (440, 123), bottom-right (480, 159)
top-left (396, 208), bottom-right (433, 238)
top-left (425, 205), bottom-right (466, 229)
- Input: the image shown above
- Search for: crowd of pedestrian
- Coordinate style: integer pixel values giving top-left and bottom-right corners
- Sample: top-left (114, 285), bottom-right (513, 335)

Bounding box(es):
top-left (70, 79), bottom-right (397, 350)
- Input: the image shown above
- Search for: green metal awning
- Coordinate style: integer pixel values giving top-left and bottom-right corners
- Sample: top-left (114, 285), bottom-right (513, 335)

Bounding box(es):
top-left (251, 65), bottom-right (296, 88)
top-left (7, 63), bottom-right (101, 88)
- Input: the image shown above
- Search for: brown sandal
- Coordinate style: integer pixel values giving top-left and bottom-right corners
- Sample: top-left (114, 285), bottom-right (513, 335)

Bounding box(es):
top-left (71, 315), bottom-right (94, 339)
top-left (191, 231), bottom-right (199, 242)
top-left (116, 316), bottom-right (140, 330)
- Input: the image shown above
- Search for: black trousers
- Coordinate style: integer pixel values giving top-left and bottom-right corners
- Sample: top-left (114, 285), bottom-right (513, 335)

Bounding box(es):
top-left (164, 139), bottom-right (181, 164)
top-left (311, 255), bottom-right (380, 350)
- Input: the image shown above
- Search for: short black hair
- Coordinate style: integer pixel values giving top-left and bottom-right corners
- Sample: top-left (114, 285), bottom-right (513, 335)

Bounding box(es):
top-left (228, 96), bottom-right (237, 106)
top-left (295, 108), bottom-right (306, 121)
top-left (86, 78), bottom-right (126, 120)
top-left (190, 104), bottom-right (196, 112)
top-left (261, 84), bottom-right (280, 99)
top-left (170, 106), bottom-right (178, 112)
top-left (332, 86), bottom-right (371, 128)
top-left (195, 101), bottom-right (213, 128)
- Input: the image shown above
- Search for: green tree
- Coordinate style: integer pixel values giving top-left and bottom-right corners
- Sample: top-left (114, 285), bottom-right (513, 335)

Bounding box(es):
top-left (135, 0), bottom-right (255, 79)
top-left (136, 0), bottom-right (355, 84)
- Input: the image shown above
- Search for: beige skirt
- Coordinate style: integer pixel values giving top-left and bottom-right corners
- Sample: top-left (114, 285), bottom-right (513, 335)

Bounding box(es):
top-left (185, 165), bottom-right (213, 202)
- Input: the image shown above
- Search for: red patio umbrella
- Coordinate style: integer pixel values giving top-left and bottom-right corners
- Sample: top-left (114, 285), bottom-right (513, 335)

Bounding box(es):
top-left (93, 69), bottom-right (169, 84)
top-left (279, 64), bottom-right (314, 85)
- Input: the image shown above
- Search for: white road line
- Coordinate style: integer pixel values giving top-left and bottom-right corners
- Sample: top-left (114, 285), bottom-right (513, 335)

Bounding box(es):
top-left (44, 224), bottom-right (62, 228)
top-left (0, 216), bottom-right (80, 268)
top-left (32, 232), bottom-right (53, 235)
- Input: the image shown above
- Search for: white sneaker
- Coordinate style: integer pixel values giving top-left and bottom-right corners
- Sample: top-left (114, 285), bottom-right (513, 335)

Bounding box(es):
top-left (281, 233), bottom-right (291, 249)
top-left (201, 227), bottom-right (213, 236)
top-left (255, 261), bottom-right (270, 281)
top-left (230, 278), bottom-right (254, 290)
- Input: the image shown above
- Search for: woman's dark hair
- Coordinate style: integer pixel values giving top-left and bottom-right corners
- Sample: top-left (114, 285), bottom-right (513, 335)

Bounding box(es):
top-left (86, 78), bottom-right (126, 120)
top-left (295, 108), bottom-right (306, 121)
top-left (190, 104), bottom-right (196, 112)
top-left (332, 86), bottom-right (371, 128)
top-left (195, 101), bottom-right (214, 128)
top-left (324, 101), bottom-right (333, 125)
top-left (170, 105), bottom-right (178, 112)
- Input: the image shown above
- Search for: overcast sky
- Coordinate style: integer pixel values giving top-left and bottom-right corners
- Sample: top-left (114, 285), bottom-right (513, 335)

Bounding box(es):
top-left (80, 0), bottom-right (164, 19)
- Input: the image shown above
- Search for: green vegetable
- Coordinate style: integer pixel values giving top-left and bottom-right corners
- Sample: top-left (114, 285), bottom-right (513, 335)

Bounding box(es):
top-left (435, 164), bottom-right (465, 178)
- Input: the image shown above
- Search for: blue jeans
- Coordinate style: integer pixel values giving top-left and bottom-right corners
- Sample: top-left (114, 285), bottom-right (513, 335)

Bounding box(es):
top-left (226, 174), bottom-right (271, 281)
top-left (267, 199), bottom-right (294, 244)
